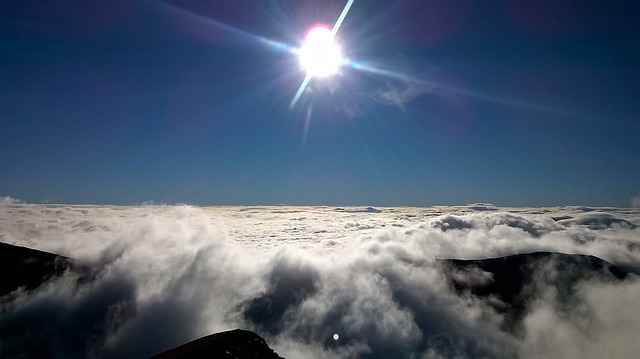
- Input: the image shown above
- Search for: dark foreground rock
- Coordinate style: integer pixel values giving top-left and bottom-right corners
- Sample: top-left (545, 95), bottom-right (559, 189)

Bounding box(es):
top-left (150, 329), bottom-right (284, 359)
top-left (441, 251), bottom-right (630, 333)
top-left (0, 242), bottom-right (71, 296)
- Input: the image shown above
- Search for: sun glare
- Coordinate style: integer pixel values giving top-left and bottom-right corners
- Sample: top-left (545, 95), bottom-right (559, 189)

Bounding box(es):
top-left (298, 25), bottom-right (342, 78)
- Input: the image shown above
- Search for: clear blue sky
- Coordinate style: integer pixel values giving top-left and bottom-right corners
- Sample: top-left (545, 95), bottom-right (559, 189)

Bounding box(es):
top-left (1, 0), bottom-right (639, 206)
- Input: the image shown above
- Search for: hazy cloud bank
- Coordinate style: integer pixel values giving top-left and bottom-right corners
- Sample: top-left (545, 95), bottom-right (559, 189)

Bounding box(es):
top-left (0, 196), bottom-right (23, 205)
top-left (633, 195), bottom-right (640, 208)
top-left (1, 204), bottom-right (639, 358)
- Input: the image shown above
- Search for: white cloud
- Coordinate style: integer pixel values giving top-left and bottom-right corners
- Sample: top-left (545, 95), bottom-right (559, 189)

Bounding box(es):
top-left (1, 205), bottom-right (639, 358)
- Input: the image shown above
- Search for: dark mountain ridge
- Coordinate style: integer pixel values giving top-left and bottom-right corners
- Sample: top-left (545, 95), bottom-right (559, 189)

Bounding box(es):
top-left (150, 329), bottom-right (284, 359)
top-left (440, 251), bottom-right (631, 333)
top-left (0, 241), bottom-right (71, 297)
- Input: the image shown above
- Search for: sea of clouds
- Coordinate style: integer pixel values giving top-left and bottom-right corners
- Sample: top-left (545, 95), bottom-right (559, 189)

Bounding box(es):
top-left (1, 200), bottom-right (639, 358)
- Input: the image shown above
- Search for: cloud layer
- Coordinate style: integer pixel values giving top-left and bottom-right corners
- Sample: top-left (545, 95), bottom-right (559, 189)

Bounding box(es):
top-left (1, 203), bottom-right (639, 358)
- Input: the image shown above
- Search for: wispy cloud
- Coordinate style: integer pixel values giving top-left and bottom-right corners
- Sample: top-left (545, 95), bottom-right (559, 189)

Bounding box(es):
top-left (374, 82), bottom-right (426, 111)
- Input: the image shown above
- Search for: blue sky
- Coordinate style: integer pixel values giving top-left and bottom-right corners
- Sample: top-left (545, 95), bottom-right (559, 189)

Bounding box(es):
top-left (1, 0), bottom-right (639, 206)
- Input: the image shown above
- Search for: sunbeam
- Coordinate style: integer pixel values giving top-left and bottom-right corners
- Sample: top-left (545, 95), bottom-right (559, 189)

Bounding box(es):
top-left (157, 1), bottom-right (295, 55)
top-left (289, 74), bottom-right (312, 109)
top-left (161, 0), bottom-right (590, 120)
top-left (331, 0), bottom-right (356, 35)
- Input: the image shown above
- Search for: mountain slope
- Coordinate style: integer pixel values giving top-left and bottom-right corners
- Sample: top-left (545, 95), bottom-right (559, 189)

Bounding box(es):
top-left (0, 241), bottom-right (71, 296)
top-left (150, 329), bottom-right (284, 359)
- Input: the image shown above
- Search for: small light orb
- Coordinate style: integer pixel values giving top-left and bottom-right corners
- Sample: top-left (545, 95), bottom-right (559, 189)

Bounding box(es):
top-left (333, 333), bottom-right (339, 340)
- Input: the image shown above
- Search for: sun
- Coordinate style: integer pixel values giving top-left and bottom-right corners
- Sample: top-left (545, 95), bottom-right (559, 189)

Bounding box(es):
top-left (298, 24), bottom-right (342, 78)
